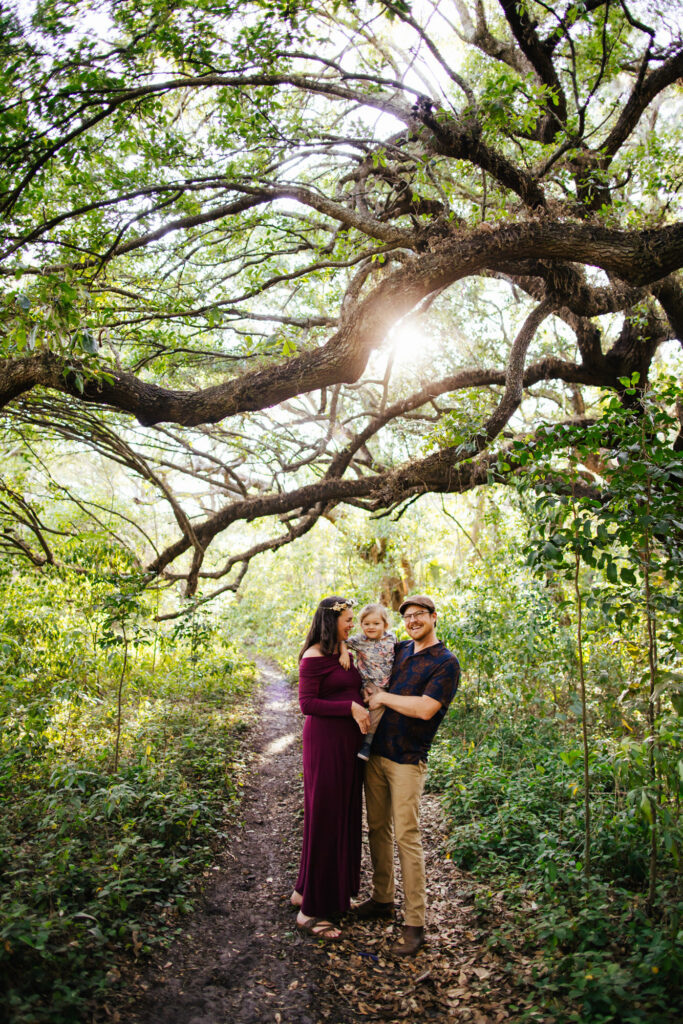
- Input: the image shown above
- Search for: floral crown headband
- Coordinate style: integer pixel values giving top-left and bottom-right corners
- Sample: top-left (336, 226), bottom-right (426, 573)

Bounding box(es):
top-left (327, 599), bottom-right (356, 612)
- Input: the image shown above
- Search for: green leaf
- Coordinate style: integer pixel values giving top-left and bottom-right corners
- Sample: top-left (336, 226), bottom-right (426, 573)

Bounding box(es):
top-left (80, 330), bottom-right (98, 355)
top-left (542, 541), bottom-right (562, 561)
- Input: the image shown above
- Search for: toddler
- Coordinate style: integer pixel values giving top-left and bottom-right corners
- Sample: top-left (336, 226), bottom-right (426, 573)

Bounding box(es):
top-left (339, 603), bottom-right (396, 762)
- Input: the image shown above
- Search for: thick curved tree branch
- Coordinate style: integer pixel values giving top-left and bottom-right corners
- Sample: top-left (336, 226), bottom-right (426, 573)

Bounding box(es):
top-left (144, 399), bottom-right (633, 583)
top-left (497, 0), bottom-right (568, 140)
top-left (325, 351), bottom-right (611, 484)
top-left (602, 47), bottom-right (683, 157)
top-left (2, 222), bottom-right (681, 425)
top-left (451, 0), bottom-right (534, 76)
top-left (478, 296), bottom-right (556, 443)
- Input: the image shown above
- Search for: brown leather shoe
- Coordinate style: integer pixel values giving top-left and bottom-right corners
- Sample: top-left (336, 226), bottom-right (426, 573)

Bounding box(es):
top-left (350, 897), bottom-right (395, 920)
top-left (390, 925), bottom-right (425, 956)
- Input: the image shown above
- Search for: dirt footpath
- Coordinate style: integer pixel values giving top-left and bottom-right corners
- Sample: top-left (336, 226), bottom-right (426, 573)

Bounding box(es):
top-left (116, 659), bottom-right (525, 1024)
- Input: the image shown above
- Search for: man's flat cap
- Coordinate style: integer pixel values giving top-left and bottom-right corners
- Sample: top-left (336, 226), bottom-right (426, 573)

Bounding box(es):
top-left (398, 594), bottom-right (436, 615)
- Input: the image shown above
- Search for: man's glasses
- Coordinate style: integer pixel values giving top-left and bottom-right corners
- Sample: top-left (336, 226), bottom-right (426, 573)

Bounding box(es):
top-left (403, 610), bottom-right (430, 622)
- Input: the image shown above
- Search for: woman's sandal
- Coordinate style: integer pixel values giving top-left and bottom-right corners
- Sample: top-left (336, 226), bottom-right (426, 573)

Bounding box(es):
top-left (296, 916), bottom-right (341, 941)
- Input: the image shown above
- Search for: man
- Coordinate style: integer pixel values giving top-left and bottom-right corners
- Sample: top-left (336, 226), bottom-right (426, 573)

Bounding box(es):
top-left (353, 595), bottom-right (460, 956)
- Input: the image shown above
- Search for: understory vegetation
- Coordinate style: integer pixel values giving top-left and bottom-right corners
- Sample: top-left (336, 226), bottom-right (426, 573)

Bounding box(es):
top-left (0, 569), bottom-right (257, 1024)
top-left (433, 578), bottom-right (682, 1024)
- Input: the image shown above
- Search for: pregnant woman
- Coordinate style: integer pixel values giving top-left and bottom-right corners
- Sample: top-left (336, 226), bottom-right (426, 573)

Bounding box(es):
top-left (291, 595), bottom-right (370, 940)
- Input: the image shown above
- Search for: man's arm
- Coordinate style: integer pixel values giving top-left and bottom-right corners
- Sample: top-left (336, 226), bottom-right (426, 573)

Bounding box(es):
top-left (368, 689), bottom-right (442, 720)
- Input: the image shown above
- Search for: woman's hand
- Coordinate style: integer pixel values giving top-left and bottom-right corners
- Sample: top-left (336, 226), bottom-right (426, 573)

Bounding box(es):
top-left (351, 701), bottom-right (371, 734)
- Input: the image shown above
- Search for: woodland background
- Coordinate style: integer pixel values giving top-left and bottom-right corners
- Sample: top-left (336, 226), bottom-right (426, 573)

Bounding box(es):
top-left (0, 1), bottom-right (681, 1022)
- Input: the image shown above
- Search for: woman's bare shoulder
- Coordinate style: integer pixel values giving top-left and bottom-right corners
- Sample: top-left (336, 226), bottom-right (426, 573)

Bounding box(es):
top-left (301, 644), bottom-right (324, 659)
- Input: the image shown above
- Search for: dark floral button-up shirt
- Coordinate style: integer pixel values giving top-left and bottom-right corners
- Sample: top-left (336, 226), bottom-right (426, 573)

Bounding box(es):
top-left (371, 639), bottom-right (460, 765)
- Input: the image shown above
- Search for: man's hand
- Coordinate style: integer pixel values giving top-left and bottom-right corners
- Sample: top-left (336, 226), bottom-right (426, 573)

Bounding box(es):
top-left (368, 689), bottom-right (387, 710)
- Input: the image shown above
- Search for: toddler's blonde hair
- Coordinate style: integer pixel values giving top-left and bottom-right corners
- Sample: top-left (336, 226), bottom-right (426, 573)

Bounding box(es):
top-left (359, 602), bottom-right (390, 627)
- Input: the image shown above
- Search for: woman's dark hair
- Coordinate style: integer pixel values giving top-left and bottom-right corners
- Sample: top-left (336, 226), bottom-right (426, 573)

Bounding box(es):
top-left (299, 595), bottom-right (352, 661)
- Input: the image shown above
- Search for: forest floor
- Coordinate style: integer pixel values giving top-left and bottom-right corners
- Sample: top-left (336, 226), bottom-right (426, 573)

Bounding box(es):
top-left (109, 659), bottom-right (531, 1024)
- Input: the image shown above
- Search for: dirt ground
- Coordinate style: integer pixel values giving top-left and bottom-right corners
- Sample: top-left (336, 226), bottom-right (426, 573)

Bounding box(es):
top-left (111, 659), bottom-right (528, 1024)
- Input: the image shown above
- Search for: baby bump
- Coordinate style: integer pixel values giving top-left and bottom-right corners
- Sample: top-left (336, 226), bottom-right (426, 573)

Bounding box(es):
top-left (303, 713), bottom-right (362, 764)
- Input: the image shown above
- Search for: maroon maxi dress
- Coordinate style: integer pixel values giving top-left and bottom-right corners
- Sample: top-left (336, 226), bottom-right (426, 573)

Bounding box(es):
top-left (295, 654), bottom-right (364, 919)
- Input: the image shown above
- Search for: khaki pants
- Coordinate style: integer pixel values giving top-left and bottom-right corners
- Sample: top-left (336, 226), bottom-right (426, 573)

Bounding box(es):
top-left (364, 754), bottom-right (428, 927)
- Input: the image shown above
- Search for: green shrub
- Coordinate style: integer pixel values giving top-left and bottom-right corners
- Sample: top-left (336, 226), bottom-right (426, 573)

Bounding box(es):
top-left (0, 599), bottom-right (257, 1024)
top-left (431, 703), bottom-right (682, 1023)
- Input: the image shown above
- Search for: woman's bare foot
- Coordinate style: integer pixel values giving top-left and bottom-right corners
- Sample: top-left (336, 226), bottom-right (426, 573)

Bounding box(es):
top-left (296, 912), bottom-right (341, 940)
top-left (290, 889), bottom-right (303, 908)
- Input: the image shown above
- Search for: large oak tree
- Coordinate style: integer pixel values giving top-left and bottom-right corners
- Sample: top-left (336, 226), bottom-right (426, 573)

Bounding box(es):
top-left (1, 0), bottom-right (681, 605)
